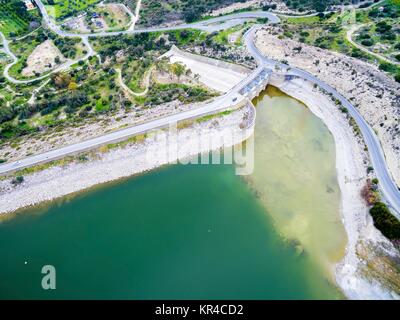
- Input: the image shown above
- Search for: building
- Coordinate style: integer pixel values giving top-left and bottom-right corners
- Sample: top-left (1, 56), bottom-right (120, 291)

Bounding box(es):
top-left (23, 0), bottom-right (36, 11)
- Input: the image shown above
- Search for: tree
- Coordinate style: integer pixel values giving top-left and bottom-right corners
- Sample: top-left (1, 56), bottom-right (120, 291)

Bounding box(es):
top-left (68, 81), bottom-right (78, 91)
top-left (51, 72), bottom-right (71, 89)
top-left (361, 39), bottom-right (374, 46)
top-left (11, 176), bottom-right (24, 186)
top-left (156, 59), bottom-right (169, 73)
top-left (171, 63), bottom-right (185, 83)
top-left (370, 202), bottom-right (400, 240)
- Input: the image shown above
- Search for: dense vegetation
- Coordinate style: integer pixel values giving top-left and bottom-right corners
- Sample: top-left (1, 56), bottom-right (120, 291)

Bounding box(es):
top-left (145, 83), bottom-right (215, 105)
top-left (355, 2), bottom-right (400, 65)
top-left (280, 1), bottom-right (400, 80)
top-left (0, 27), bottom-right (228, 143)
top-left (105, 0), bottom-right (137, 12)
top-left (370, 202), bottom-right (400, 240)
top-left (0, 0), bottom-right (40, 37)
top-left (283, 0), bottom-right (379, 12)
top-left (8, 28), bottom-right (81, 78)
top-left (43, 0), bottom-right (101, 20)
top-left (139, 0), bottom-right (248, 26)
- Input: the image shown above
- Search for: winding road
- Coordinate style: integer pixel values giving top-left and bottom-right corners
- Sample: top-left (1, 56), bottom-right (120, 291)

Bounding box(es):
top-left (1, 33), bottom-right (94, 85)
top-left (347, 24), bottom-right (400, 66)
top-left (0, 0), bottom-right (399, 217)
top-left (2, 0), bottom-right (278, 84)
top-left (246, 26), bottom-right (400, 217)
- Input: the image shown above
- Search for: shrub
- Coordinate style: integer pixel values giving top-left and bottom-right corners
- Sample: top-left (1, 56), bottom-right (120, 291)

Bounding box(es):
top-left (361, 39), bottom-right (374, 46)
top-left (351, 48), bottom-right (364, 58)
top-left (370, 202), bottom-right (400, 240)
top-left (379, 62), bottom-right (396, 73)
top-left (11, 176), bottom-right (24, 185)
top-left (361, 179), bottom-right (380, 205)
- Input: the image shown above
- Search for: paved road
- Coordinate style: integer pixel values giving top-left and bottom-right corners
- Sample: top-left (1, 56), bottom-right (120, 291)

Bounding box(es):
top-left (1, 0), bottom-right (278, 84)
top-left (1, 1), bottom-right (399, 217)
top-left (0, 87), bottom-right (245, 174)
top-left (0, 62), bottom-right (268, 175)
top-left (246, 26), bottom-right (400, 217)
top-left (2, 34), bottom-right (94, 84)
top-left (1, 0), bottom-right (97, 84)
top-left (34, 0), bottom-right (279, 37)
top-left (0, 31), bottom-right (18, 79)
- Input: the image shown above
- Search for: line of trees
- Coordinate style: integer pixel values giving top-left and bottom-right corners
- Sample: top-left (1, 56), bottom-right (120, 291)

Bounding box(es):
top-left (370, 202), bottom-right (400, 241)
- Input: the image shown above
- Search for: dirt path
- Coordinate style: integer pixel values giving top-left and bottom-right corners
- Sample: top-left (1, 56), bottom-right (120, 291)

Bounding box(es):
top-left (129, 0), bottom-right (142, 31)
top-left (346, 24), bottom-right (400, 66)
top-left (116, 66), bottom-right (152, 97)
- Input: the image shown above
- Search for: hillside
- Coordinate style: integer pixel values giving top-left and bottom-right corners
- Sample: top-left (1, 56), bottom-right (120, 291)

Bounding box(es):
top-left (138, 0), bottom-right (252, 26)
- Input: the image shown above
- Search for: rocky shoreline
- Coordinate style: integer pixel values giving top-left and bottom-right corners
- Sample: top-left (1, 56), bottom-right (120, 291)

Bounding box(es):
top-left (271, 74), bottom-right (400, 300)
top-left (0, 104), bottom-right (255, 215)
top-left (1, 78), bottom-right (399, 299)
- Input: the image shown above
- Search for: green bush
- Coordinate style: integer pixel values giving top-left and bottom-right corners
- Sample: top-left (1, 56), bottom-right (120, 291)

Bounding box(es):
top-left (370, 202), bottom-right (400, 240)
top-left (379, 62), bottom-right (397, 73)
top-left (361, 39), bottom-right (374, 47)
top-left (11, 175), bottom-right (24, 185)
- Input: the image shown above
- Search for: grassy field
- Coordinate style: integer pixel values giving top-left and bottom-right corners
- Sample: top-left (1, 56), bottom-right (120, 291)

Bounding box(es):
top-left (44, 0), bottom-right (102, 20)
top-left (285, 15), bottom-right (322, 24)
top-left (0, 0), bottom-right (40, 37)
top-left (94, 4), bottom-right (131, 30)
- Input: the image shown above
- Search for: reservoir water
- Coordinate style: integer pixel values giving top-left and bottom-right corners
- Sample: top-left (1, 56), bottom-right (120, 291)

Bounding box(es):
top-left (0, 87), bottom-right (345, 299)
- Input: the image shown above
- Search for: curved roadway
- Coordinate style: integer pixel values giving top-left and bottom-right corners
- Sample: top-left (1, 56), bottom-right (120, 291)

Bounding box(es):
top-left (2, 0), bottom-right (279, 84)
top-left (1, 1), bottom-right (399, 217)
top-left (2, 33), bottom-right (93, 84)
top-left (246, 26), bottom-right (400, 217)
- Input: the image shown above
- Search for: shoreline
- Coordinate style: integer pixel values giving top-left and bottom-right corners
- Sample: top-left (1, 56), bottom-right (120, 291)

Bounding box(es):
top-left (270, 74), bottom-right (400, 299)
top-left (1, 80), bottom-right (399, 299)
top-left (0, 103), bottom-right (255, 215)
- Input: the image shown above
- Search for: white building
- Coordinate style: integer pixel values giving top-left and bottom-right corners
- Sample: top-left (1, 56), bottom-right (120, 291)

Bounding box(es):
top-left (23, 0), bottom-right (36, 11)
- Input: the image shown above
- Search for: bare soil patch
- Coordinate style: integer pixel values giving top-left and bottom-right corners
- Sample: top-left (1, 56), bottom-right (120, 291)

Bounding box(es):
top-left (22, 40), bottom-right (66, 77)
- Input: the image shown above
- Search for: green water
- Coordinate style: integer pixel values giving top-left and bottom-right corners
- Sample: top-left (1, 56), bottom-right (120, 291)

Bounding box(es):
top-left (0, 87), bottom-right (344, 299)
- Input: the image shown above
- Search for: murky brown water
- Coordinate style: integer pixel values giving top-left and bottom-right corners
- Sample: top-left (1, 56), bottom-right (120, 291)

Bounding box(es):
top-left (247, 86), bottom-right (347, 277)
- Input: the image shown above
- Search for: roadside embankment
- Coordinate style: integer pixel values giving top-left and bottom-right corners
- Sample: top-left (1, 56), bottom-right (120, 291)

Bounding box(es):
top-left (270, 74), bottom-right (400, 299)
top-left (0, 103), bottom-right (255, 215)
